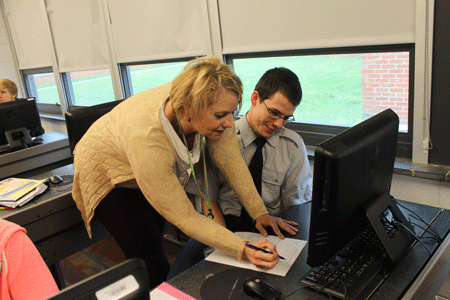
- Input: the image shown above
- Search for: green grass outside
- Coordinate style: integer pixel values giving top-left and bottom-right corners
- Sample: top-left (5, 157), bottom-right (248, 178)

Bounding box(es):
top-left (233, 55), bottom-right (363, 126)
top-left (36, 56), bottom-right (364, 127)
top-left (129, 62), bottom-right (186, 95)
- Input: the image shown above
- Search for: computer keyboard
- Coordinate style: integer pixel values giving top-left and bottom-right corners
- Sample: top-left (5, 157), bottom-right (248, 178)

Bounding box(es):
top-left (301, 225), bottom-right (388, 299)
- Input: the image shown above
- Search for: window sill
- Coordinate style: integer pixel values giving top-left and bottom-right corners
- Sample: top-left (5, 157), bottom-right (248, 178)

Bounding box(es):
top-left (394, 158), bottom-right (450, 182)
top-left (40, 113), bottom-right (65, 122)
top-left (306, 146), bottom-right (450, 183)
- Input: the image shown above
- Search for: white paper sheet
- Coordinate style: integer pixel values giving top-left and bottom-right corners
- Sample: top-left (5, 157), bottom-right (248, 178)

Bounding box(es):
top-left (205, 231), bottom-right (307, 277)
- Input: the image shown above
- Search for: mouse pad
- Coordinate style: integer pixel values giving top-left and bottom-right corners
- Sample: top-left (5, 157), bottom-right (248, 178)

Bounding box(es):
top-left (200, 269), bottom-right (266, 300)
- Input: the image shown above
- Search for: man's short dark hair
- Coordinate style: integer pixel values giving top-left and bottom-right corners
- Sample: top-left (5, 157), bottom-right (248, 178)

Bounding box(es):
top-left (254, 67), bottom-right (302, 106)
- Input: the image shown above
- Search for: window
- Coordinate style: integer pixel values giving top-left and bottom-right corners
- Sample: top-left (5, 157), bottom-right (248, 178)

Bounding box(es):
top-left (226, 45), bottom-right (414, 158)
top-left (120, 60), bottom-right (188, 98)
top-left (23, 68), bottom-right (117, 112)
top-left (23, 68), bottom-right (61, 114)
top-left (67, 69), bottom-right (115, 107)
top-left (24, 72), bottom-right (59, 105)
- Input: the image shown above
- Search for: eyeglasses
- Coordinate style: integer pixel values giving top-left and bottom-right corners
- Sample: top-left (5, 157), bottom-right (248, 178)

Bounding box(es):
top-left (262, 101), bottom-right (295, 123)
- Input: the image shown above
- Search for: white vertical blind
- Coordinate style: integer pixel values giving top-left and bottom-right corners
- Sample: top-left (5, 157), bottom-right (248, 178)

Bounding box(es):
top-left (3, 0), bottom-right (51, 69)
top-left (106, 0), bottom-right (210, 63)
top-left (46, 0), bottom-right (110, 72)
top-left (218, 0), bottom-right (416, 54)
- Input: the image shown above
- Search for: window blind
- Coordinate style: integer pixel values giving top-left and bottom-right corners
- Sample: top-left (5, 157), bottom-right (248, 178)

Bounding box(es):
top-left (3, 0), bottom-right (51, 70)
top-left (45, 0), bottom-right (110, 72)
top-left (106, 0), bottom-right (211, 63)
top-left (219, 0), bottom-right (415, 54)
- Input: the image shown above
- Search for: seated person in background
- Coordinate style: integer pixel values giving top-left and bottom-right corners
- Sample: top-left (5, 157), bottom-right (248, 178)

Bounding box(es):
top-left (0, 219), bottom-right (59, 300)
top-left (0, 79), bottom-right (18, 103)
top-left (168, 67), bottom-right (313, 279)
top-left (0, 79), bottom-right (45, 143)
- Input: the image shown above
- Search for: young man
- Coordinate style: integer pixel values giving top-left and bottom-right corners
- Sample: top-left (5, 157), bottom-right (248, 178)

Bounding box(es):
top-left (168, 67), bottom-right (312, 279)
top-left (219, 67), bottom-right (311, 231)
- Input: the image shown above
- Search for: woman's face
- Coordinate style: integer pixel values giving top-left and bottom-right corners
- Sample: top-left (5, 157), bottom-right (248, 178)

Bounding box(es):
top-left (192, 89), bottom-right (238, 140)
top-left (0, 88), bottom-right (16, 103)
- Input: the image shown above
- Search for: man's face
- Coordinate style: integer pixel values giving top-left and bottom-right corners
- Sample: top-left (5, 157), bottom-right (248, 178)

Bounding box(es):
top-left (248, 91), bottom-right (297, 138)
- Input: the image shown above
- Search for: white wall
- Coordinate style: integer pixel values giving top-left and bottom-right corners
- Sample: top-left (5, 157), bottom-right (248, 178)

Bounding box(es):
top-left (0, 5), bottom-right (22, 97)
top-left (391, 174), bottom-right (450, 210)
top-left (41, 117), bottom-right (67, 134)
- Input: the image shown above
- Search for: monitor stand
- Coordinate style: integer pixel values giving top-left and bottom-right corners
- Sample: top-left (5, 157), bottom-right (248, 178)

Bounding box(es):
top-left (5, 127), bottom-right (32, 151)
top-left (366, 192), bottom-right (416, 266)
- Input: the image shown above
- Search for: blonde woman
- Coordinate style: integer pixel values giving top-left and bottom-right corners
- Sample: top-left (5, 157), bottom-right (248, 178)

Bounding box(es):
top-left (72, 56), bottom-right (296, 288)
top-left (0, 79), bottom-right (17, 103)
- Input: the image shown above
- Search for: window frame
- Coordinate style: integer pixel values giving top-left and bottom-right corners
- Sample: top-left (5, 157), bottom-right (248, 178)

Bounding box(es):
top-left (224, 44), bottom-right (414, 159)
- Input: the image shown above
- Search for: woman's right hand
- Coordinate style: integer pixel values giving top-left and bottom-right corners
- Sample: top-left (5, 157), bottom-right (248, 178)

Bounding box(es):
top-left (242, 239), bottom-right (280, 269)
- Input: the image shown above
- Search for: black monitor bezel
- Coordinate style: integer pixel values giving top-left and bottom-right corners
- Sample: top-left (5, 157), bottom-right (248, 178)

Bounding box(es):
top-left (46, 258), bottom-right (150, 300)
top-left (306, 108), bottom-right (399, 267)
top-left (0, 98), bottom-right (42, 148)
top-left (64, 99), bottom-right (124, 154)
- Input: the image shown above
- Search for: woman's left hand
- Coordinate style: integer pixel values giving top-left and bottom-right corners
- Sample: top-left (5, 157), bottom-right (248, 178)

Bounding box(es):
top-left (255, 214), bottom-right (298, 239)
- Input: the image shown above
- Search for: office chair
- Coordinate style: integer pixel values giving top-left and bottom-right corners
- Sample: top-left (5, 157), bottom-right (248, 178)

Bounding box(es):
top-left (64, 99), bottom-right (125, 155)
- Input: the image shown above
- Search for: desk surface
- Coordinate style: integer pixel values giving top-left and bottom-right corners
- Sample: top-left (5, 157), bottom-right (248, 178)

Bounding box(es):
top-left (0, 132), bottom-right (72, 180)
top-left (1, 164), bottom-right (75, 231)
top-left (0, 164), bottom-right (109, 268)
top-left (168, 201), bottom-right (450, 300)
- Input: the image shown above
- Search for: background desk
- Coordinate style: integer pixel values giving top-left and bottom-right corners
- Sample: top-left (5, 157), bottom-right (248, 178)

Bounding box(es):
top-left (168, 201), bottom-right (450, 299)
top-left (0, 164), bottom-right (110, 287)
top-left (0, 132), bottom-right (72, 180)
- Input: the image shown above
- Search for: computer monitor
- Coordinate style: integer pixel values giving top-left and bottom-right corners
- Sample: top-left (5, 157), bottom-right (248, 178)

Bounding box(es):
top-left (64, 99), bottom-right (124, 154)
top-left (47, 258), bottom-right (150, 300)
top-left (0, 98), bottom-right (43, 150)
top-left (306, 108), bottom-right (401, 267)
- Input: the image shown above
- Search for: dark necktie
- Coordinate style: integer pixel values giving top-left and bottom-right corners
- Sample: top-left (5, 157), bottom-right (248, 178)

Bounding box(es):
top-left (240, 137), bottom-right (266, 225)
top-left (248, 137), bottom-right (266, 195)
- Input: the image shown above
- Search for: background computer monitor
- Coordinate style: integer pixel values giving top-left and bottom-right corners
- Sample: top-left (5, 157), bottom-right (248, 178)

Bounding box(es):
top-left (0, 98), bottom-right (43, 148)
top-left (306, 108), bottom-right (399, 267)
top-left (46, 258), bottom-right (150, 300)
top-left (64, 99), bottom-right (124, 155)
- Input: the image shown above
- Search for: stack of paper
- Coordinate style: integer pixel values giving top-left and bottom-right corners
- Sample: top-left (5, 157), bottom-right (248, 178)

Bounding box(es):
top-left (0, 178), bottom-right (48, 208)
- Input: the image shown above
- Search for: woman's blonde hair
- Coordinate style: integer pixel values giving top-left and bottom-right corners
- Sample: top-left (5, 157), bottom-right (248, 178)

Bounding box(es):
top-left (170, 56), bottom-right (243, 119)
top-left (0, 79), bottom-right (18, 96)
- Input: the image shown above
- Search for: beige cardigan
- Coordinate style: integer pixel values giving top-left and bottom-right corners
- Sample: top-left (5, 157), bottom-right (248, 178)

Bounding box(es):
top-left (72, 82), bottom-right (268, 261)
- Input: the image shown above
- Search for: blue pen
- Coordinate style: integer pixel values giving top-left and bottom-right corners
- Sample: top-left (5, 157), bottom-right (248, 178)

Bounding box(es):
top-left (244, 242), bottom-right (285, 260)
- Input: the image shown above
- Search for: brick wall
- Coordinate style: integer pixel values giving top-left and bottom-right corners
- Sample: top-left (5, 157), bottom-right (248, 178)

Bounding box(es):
top-left (361, 52), bottom-right (409, 127)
